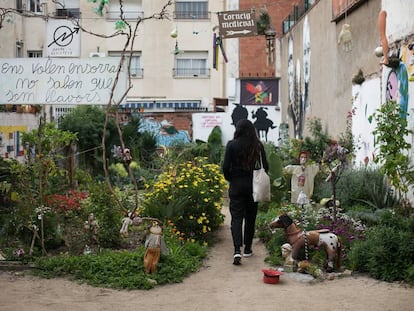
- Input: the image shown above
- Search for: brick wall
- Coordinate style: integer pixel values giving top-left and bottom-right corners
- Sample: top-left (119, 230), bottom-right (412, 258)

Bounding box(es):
top-left (239, 0), bottom-right (297, 78)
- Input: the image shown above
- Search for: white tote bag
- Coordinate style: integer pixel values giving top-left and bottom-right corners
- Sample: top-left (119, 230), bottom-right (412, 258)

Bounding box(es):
top-left (252, 155), bottom-right (271, 202)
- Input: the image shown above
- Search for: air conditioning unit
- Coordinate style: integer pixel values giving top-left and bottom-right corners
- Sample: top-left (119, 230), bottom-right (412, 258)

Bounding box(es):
top-left (89, 52), bottom-right (106, 58)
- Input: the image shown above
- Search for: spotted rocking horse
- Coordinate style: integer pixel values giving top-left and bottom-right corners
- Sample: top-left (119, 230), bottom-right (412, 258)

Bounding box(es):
top-left (269, 214), bottom-right (341, 272)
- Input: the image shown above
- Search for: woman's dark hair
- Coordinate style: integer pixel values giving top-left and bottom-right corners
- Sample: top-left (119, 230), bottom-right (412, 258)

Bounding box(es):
top-left (234, 119), bottom-right (262, 170)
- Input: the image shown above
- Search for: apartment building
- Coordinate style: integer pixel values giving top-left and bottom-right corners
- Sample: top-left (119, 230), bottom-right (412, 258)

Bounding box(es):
top-left (0, 0), bottom-right (230, 157)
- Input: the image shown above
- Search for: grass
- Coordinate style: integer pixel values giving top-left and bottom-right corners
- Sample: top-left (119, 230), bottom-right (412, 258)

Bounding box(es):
top-left (32, 239), bottom-right (208, 290)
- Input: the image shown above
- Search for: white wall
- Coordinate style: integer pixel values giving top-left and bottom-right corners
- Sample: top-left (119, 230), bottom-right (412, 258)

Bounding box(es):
top-left (351, 79), bottom-right (380, 167)
top-left (192, 103), bottom-right (281, 146)
top-left (382, 0), bottom-right (414, 41)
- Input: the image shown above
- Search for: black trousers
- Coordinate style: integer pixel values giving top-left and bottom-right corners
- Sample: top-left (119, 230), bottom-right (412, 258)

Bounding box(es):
top-left (228, 177), bottom-right (258, 251)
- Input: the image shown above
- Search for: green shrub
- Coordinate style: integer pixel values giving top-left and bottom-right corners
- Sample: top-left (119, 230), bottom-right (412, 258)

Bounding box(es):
top-left (142, 157), bottom-right (226, 243)
top-left (313, 167), bottom-right (399, 211)
top-left (347, 211), bottom-right (414, 284)
top-left (83, 182), bottom-right (124, 249)
top-left (33, 231), bottom-right (207, 290)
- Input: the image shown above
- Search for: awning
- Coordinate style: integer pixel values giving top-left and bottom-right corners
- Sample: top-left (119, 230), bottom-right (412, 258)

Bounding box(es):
top-left (120, 100), bottom-right (201, 110)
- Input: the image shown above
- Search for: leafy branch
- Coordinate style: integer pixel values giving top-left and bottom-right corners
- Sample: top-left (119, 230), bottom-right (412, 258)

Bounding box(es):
top-left (0, 1), bottom-right (174, 216)
top-left (369, 100), bottom-right (413, 196)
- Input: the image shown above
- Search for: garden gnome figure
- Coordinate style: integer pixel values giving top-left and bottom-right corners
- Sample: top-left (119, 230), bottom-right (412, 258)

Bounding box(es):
top-left (285, 151), bottom-right (319, 203)
top-left (144, 221), bottom-right (169, 274)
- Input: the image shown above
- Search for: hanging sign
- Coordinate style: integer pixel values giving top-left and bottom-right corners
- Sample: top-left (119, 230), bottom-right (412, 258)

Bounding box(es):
top-left (46, 19), bottom-right (81, 57)
top-left (217, 10), bottom-right (257, 39)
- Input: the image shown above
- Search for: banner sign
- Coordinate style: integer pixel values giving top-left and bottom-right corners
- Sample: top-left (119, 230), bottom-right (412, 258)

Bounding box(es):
top-left (0, 58), bottom-right (127, 105)
top-left (240, 79), bottom-right (279, 105)
top-left (218, 10), bottom-right (257, 39)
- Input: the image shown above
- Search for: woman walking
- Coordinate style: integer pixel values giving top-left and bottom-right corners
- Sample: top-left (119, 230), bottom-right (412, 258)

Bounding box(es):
top-left (222, 119), bottom-right (269, 265)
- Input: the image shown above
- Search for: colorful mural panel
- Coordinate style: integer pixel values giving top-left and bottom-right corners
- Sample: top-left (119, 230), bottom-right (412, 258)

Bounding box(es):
top-left (240, 79), bottom-right (279, 106)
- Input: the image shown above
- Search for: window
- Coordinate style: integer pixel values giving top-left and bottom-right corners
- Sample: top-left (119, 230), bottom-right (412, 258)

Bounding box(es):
top-left (55, 0), bottom-right (80, 18)
top-left (56, 8), bottom-right (80, 18)
top-left (108, 51), bottom-right (143, 78)
top-left (27, 0), bottom-right (42, 13)
top-left (332, 0), bottom-right (368, 21)
top-left (28, 50), bottom-right (43, 58)
top-left (174, 51), bottom-right (209, 77)
top-left (16, 41), bottom-right (23, 58)
top-left (16, 0), bottom-right (23, 13)
top-left (175, 0), bottom-right (208, 19)
top-left (107, 0), bottom-right (143, 20)
top-left (53, 106), bottom-right (75, 126)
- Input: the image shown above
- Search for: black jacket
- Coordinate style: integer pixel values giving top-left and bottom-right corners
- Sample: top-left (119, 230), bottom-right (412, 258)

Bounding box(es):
top-left (222, 139), bottom-right (269, 182)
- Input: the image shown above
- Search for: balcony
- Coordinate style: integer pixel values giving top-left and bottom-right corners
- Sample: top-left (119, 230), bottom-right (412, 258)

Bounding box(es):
top-left (130, 68), bottom-right (144, 78)
top-left (172, 68), bottom-right (210, 78)
top-left (106, 11), bottom-right (144, 21)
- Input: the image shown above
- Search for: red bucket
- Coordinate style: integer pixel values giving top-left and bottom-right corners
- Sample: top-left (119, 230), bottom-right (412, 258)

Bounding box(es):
top-left (262, 269), bottom-right (283, 284)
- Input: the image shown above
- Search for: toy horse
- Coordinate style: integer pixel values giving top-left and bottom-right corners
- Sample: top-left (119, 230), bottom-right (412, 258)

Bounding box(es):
top-left (269, 214), bottom-right (341, 272)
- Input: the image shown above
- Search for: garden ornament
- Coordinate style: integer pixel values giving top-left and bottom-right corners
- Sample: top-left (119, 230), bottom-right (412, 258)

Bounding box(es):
top-left (284, 151), bottom-right (319, 203)
top-left (378, 10), bottom-right (389, 65)
top-left (144, 221), bottom-right (169, 274)
top-left (338, 23), bottom-right (352, 52)
top-left (269, 214), bottom-right (341, 272)
top-left (122, 148), bottom-right (132, 169)
top-left (262, 269), bottom-right (283, 284)
top-left (281, 243), bottom-right (295, 271)
top-left (170, 28), bottom-right (178, 38)
top-left (120, 213), bottom-right (133, 237)
top-left (84, 213), bottom-right (99, 243)
top-left (297, 260), bottom-right (311, 273)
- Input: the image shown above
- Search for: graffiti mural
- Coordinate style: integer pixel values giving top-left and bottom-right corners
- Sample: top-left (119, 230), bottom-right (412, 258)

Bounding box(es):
top-left (240, 79), bottom-right (279, 106)
top-left (252, 107), bottom-right (277, 141)
top-left (230, 103), bottom-right (248, 126)
top-left (303, 15), bottom-right (311, 114)
top-left (228, 103), bottom-right (278, 143)
top-left (139, 118), bottom-right (190, 147)
top-left (396, 62), bottom-right (409, 117)
top-left (386, 69), bottom-right (398, 101)
top-left (401, 42), bottom-right (414, 81)
top-left (287, 17), bottom-right (311, 139)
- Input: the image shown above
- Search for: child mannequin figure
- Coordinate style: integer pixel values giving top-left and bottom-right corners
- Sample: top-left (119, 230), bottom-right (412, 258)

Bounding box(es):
top-left (285, 151), bottom-right (319, 203)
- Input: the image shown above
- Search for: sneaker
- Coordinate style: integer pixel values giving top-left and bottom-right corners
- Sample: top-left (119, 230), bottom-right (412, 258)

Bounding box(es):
top-left (243, 250), bottom-right (253, 257)
top-left (233, 253), bottom-right (242, 265)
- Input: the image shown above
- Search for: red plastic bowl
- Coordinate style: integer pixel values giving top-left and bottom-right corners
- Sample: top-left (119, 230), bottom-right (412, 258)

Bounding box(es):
top-left (262, 269), bottom-right (283, 284)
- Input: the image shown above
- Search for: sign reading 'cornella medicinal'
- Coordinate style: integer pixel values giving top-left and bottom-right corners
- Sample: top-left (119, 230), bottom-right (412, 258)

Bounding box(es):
top-left (218, 10), bottom-right (257, 39)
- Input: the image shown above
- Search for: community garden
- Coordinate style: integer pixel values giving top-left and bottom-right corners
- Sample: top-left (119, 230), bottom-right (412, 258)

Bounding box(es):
top-left (0, 101), bottom-right (413, 289)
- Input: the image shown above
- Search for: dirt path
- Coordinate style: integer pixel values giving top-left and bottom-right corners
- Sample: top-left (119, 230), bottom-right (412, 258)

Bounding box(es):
top-left (1, 206), bottom-right (413, 311)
